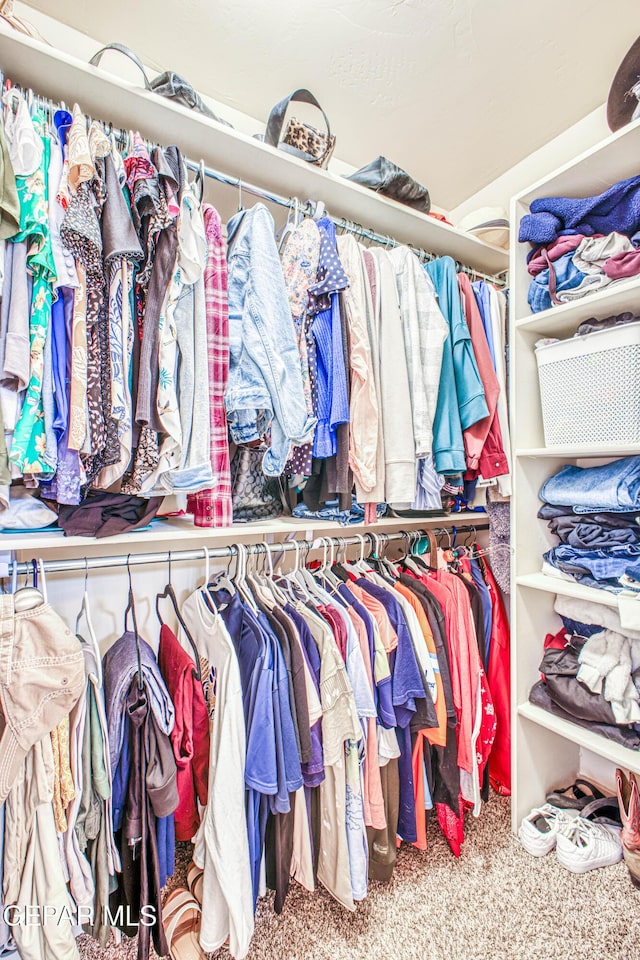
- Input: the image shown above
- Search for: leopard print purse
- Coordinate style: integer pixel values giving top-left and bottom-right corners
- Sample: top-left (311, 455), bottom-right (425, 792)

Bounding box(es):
top-left (264, 90), bottom-right (335, 169)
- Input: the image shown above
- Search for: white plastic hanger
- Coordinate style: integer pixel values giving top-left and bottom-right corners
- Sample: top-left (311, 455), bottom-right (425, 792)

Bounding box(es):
top-left (235, 543), bottom-right (259, 615)
top-left (245, 544), bottom-right (277, 610)
top-left (75, 558), bottom-right (102, 686)
top-left (256, 543), bottom-right (290, 606)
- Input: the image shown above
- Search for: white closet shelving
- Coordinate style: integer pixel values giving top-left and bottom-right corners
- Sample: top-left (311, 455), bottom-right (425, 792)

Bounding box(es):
top-left (510, 116), bottom-right (640, 831)
top-left (0, 28), bottom-right (504, 567)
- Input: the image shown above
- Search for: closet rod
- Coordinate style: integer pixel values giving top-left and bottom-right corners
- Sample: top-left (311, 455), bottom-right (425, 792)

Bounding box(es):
top-left (9, 524), bottom-right (489, 576)
top-left (2, 77), bottom-right (506, 288)
top-left (181, 160), bottom-right (508, 288)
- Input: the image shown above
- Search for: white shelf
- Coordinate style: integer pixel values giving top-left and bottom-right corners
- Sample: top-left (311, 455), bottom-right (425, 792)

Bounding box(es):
top-left (515, 572), bottom-right (619, 608)
top-left (513, 115), bottom-right (640, 208)
top-left (0, 27), bottom-right (508, 276)
top-left (514, 275), bottom-right (640, 336)
top-left (2, 511), bottom-right (484, 555)
top-left (515, 444), bottom-right (640, 459)
top-left (518, 702), bottom-right (640, 772)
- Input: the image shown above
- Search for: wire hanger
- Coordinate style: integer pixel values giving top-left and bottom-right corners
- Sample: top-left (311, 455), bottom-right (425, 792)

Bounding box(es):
top-left (124, 555), bottom-right (144, 692)
top-left (156, 551), bottom-right (202, 681)
top-left (76, 558), bottom-right (102, 686)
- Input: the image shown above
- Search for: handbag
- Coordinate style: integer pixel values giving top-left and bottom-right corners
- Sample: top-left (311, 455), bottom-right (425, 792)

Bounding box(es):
top-left (88, 43), bottom-right (232, 126)
top-left (346, 156), bottom-right (430, 213)
top-left (0, 0), bottom-right (48, 42)
top-left (230, 443), bottom-right (291, 522)
top-left (263, 89), bottom-right (335, 168)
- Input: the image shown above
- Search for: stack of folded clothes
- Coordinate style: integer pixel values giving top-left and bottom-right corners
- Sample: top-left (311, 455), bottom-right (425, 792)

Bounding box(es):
top-left (529, 594), bottom-right (640, 749)
top-left (539, 456), bottom-right (640, 593)
top-left (519, 174), bottom-right (640, 313)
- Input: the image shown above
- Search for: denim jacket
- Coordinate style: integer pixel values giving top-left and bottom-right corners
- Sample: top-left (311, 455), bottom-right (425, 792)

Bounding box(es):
top-left (225, 204), bottom-right (316, 475)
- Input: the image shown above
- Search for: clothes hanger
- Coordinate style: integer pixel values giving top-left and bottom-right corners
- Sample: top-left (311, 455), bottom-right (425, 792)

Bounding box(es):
top-left (257, 542), bottom-right (291, 606)
top-left (194, 159), bottom-right (205, 205)
top-left (244, 543), bottom-right (277, 609)
top-left (37, 557), bottom-right (48, 603)
top-left (237, 179), bottom-right (244, 212)
top-left (76, 558), bottom-right (102, 686)
top-left (206, 543), bottom-right (237, 599)
top-left (156, 552), bottom-right (202, 681)
top-left (277, 197), bottom-right (301, 253)
top-left (123, 555), bottom-right (144, 692)
top-left (295, 537), bottom-right (329, 601)
top-left (314, 538), bottom-right (344, 598)
top-left (288, 539), bottom-right (324, 605)
top-left (233, 543), bottom-right (259, 614)
top-left (330, 535), bottom-right (354, 583)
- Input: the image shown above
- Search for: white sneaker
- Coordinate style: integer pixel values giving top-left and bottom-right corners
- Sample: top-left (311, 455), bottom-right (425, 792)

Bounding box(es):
top-left (556, 818), bottom-right (623, 873)
top-left (518, 803), bottom-right (576, 856)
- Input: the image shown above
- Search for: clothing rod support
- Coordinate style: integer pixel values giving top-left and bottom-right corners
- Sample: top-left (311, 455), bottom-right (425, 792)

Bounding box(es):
top-left (0, 77), bottom-right (506, 287)
top-left (8, 525), bottom-right (489, 577)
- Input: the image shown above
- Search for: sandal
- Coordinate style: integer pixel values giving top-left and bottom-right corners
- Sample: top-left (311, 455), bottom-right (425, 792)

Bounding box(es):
top-left (186, 861), bottom-right (204, 905)
top-left (581, 797), bottom-right (622, 834)
top-left (546, 778), bottom-right (605, 810)
top-left (163, 888), bottom-right (205, 960)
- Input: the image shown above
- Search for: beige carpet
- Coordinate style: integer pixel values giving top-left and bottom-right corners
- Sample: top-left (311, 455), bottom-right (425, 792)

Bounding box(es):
top-left (78, 795), bottom-right (640, 960)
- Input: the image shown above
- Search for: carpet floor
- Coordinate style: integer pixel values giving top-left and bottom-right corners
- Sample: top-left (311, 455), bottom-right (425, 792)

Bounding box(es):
top-left (78, 794), bottom-right (639, 960)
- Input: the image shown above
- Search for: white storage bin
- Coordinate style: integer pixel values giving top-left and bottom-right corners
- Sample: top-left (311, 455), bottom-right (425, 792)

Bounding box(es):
top-left (535, 322), bottom-right (640, 446)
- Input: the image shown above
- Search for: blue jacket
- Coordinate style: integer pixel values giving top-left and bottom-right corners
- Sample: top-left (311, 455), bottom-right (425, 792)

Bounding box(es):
top-left (225, 204), bottom-right (315, 476)
top-left (425, 257), bottom-right (488, 474)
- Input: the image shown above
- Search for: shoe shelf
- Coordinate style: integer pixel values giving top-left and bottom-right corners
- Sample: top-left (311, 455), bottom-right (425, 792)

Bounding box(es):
top-left (517, 703), bottom-right (640, 777)
top-left (510, 116), bottom-right (640, 832)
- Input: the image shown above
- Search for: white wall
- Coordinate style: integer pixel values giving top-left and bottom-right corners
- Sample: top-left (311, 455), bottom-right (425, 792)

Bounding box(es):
top-left (449, 105), bottom-right (610, 225)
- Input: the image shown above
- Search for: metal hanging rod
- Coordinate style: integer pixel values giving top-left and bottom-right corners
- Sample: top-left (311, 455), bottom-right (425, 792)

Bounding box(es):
top-left (181, 160), bottom-right (507, 287)
top-left (9, 524), bottom-right (489, 577)
top-left (0, 77), bottom-right (506, 287)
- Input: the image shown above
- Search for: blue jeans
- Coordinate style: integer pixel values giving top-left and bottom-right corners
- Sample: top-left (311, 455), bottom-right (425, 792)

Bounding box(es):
top-left (545, 543), bottom-right (640, 591)
top-left (540, 457), bottom-right (640, 513)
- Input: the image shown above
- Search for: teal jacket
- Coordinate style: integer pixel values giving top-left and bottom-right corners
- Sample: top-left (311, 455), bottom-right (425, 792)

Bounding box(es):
top-left (425, 257), bottom-right (488, 475)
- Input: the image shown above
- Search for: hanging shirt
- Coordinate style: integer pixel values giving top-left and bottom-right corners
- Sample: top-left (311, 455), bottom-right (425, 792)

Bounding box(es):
top-left (425, 257), bottom-right (488, 475)
top-left (181, 588), bottom-right (254, 959)
top-left (337, 234), bottom-right (379, 499)
top-left (158, 623), bottom-right (210, 841)
top-left (308, 217), bottom-right (350, 459)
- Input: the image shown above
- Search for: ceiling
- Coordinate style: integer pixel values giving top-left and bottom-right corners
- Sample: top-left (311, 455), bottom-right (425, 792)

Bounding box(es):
top-left (21, 0), bottom-right (640, 209)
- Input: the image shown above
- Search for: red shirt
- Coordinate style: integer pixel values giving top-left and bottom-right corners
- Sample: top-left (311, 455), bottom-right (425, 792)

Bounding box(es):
top-left (158, 624), bottom-right (210, 840)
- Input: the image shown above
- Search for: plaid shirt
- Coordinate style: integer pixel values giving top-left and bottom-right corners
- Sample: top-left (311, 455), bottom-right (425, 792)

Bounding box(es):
top-left (187, 205), bottom-right (232, 526)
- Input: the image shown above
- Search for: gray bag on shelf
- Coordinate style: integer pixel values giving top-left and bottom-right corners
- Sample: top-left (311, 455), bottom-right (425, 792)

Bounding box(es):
top-left (89, 43), bottom-right (232, 126)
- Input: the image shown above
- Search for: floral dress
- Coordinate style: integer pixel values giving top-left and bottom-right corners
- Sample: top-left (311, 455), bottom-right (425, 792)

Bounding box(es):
top-left (10, 113), bottom-right (56, 475)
